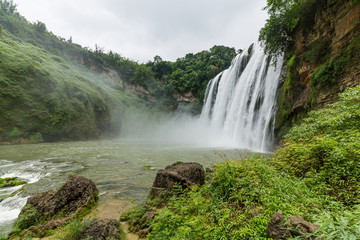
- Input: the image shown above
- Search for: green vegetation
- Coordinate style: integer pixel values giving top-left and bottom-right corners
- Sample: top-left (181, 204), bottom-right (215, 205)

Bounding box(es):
top-left (310, 36), bottom-right (360, 88)
top-left (275, 55), bottom-right (296, 132)
top-left (52, 218), bottom-right (93, 240)
top-left (275, 85), bottom-right (360, 204)
top-left (147, 45), bottom-right (236, 99)
top-left (11, 205), bottom-right (39, 235)
top-left (0, 33), bottom-right (113, 142)
top-left (0, 177), bottom-right (26, 188)
top-left (259, 0), bottom-right (358, 60)
top-left (259, 0), bottom-right (300, 58)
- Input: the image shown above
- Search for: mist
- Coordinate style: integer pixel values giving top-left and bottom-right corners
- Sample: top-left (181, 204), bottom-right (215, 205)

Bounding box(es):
top-left (117, 104), bottom-right (233, 149)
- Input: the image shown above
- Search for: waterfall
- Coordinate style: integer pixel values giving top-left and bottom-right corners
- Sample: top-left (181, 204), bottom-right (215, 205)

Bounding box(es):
top-left (200, 43), bottom-right (283, 152)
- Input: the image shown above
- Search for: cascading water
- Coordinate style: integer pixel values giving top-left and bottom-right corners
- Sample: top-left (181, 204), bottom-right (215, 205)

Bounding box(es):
top-left (200, 43), bottom-right (283, 152)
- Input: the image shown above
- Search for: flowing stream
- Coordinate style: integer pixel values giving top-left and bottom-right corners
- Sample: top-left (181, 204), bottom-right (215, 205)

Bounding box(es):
top-left (0, 139), bottom-right (248, 236)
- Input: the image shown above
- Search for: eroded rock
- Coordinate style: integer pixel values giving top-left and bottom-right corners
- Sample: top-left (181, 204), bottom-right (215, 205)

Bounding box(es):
top-left (15, 176), bottom-right (98, 232)
top-left (267, 210), bottom-right (292, 239)
top-left (82, 218), bottom-right (120, 240)
top-left (151, 162), bottom-right (205, 197)
top-left (267, 210), bottom-right (319, 239)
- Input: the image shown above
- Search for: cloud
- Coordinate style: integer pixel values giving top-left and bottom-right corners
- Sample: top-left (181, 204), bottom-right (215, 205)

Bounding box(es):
top-left (14, 0), bottom-right (268, 62)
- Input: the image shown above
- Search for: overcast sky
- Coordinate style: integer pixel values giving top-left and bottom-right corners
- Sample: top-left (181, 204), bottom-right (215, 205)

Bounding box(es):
top-left (13, 0), bottom-right (268, 62)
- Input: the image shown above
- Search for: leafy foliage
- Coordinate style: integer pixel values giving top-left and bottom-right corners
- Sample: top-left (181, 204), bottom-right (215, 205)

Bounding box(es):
top-left (259, 0), bottom-right (300, 58)
top-left (259, 0), bottom-right (347, 59)
top-left (0, 0), bottom-right (16, 14)
top-left (52, 218), bottom-right (95, 240)
top-left (314, 205), bottom-right (360, 239)
top-left (275, 85), bottom-right (360, 204)
top-left (147, 45), bottom-right (236, 100)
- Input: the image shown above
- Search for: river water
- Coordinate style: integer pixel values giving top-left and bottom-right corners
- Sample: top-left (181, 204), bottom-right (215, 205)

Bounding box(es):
top-left (0, 138), bottom-right (250, 236)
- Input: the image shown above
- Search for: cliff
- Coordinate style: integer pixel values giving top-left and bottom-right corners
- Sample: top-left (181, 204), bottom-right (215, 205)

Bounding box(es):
top-left (275, 0), bottom-right (360, 138)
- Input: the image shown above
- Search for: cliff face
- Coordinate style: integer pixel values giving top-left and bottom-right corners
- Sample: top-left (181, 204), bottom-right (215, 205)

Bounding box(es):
top-left (275, 0), bottom-right (360, 138)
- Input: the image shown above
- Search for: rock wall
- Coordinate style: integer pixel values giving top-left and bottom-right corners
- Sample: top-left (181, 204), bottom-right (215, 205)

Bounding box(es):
top-left (275, 0), bottom-right (360, 138)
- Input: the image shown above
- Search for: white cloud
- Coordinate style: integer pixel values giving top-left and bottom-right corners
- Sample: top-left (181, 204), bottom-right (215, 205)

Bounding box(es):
top-left (14, 0), bottom-right (268, 62)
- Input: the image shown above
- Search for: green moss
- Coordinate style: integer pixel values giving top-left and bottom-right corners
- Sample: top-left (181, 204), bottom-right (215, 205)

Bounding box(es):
top-left (171, 161), bottom-right (184, 166)
top-left (11, 205), bottom-right (40, 234)
top-left (0, 177), bottom-right (26, 188)
top-left (142, 165), bottom-right (154, 170)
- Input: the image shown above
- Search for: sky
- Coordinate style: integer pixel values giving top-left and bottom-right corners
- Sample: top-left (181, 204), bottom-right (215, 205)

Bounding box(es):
top-left (13, 0), bottom-right (268, 63)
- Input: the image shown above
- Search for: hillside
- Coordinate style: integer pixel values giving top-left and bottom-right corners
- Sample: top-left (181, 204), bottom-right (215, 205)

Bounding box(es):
top-left (0, 0), bottom-right (235, 143)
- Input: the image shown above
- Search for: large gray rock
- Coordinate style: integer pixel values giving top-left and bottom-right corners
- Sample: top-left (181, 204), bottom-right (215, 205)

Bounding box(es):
top-left (151, 162), bottom-right (205, 197)
top-left (267, 210), bottom-right (319, 239)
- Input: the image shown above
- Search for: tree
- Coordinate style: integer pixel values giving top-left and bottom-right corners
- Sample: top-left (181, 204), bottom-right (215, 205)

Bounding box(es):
top-left (259, 0), bottom-right (301, 59)
top-left (34, 21), bottom-right (46, 33)
top-left (0, 0), bottom-right (17, 14)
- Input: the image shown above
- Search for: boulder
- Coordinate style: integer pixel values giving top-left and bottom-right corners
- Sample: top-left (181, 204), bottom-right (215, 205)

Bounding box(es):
top-left (267, 210), bottom-right (319, 240)
top-left (151, 162), bottom-right (205, 197)
top-left (16, 176), bottom-right (98, 230)
top-left (82, 218), bottom-right (120, 240)
top-left (287, 215), bottom-right (319, 239)
top-left (267, 210), bottom-right (292, 239)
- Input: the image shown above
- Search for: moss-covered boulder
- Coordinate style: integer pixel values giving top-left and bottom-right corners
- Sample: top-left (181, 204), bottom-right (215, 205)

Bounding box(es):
top-left (12, 176), bottom-right (98, 235)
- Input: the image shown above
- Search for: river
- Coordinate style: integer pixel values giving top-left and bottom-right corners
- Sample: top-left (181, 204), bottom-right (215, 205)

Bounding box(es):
top-left (0, 138), bottom-right (250, 236)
